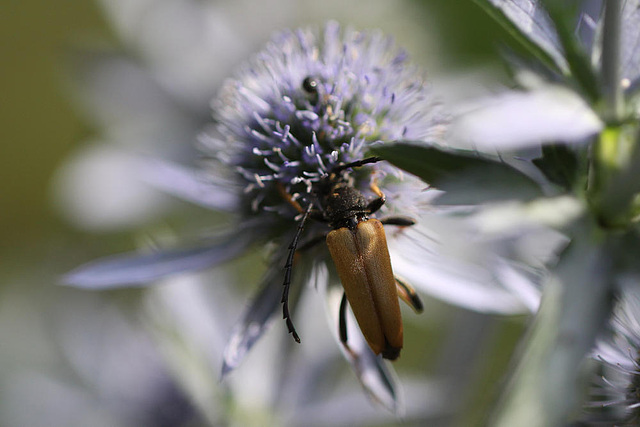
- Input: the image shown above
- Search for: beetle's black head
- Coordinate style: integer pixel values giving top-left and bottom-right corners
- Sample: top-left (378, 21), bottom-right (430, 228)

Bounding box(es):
top-left (317, 179), bottom-right (369, 230)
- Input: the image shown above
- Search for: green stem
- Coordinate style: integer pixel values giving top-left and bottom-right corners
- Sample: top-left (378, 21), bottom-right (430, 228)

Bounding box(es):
top-left (601, 0), bottom-right (623, 123)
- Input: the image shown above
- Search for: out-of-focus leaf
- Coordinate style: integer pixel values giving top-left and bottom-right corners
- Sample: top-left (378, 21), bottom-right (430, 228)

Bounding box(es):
top-left (542, 0), bottom-right (600, 102)
top-left (469, 195), bottom-right (585, 234)
top-left (532, 144), bottom-right (580, 190)
top-left (66, 49), bottom-right (191, 132)
top-left (63, 228), bottom-right (254, 288)
top-left (616, 229), bottom-right (640, 280)
top-left (491, 218), bottom-right (614, 427)
top-left (221, 237), bottom-right (314, 378)
top-left (51, 144), bottom-right (172, 231)
top-left (450, 86), bottom-right (603, 149)
top-left (139, 159), bottom-right (240, 212)
top-left (472, 0), bottom-right (567, 73)
top-left (221, 260), bottom-right (283, 378)
top-left (143, 278), bottom-right (231, 426)
top-left (373, 142), bottom-right (542, 204)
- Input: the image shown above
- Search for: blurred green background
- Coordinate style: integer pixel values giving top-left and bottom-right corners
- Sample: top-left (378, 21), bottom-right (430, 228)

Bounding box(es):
top-left (0, 0), bottom-right (110, 280)
top-left (1, 2), bottom-right (107, 254)
top-left (0, 1), bottom-right (523, 426)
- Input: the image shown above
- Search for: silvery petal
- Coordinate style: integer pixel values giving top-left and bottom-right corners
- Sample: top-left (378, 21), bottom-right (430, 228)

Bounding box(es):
top-left (387, 216), bottom-right (535, 314)
top-left (450, 86), bottom-right (603, 150)
top-left (63, 228), bottom-right (254, 289)
top-left (468, 196), bottom-right (585, 235)
top-left (474, 0), bottom-right (567, 71)
top-left (621, 0), bottom-right (640, 90)
top-left (220, 251), bottom-right (286, 378)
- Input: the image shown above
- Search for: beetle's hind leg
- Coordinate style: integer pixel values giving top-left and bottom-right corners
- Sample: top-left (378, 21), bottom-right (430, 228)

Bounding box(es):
top-left (338, 292), bottom-right (358, 358)
top-left (395, 276), bottom-right (424, 313)
top-left (339, 292), bottom-right (349, 345)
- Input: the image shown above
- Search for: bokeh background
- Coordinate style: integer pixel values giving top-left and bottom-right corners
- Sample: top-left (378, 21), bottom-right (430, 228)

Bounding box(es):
top-left (1, 1), bottom-right (527, 426)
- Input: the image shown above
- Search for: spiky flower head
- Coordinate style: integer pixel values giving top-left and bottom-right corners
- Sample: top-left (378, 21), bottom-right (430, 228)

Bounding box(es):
top-left (587, 290), bottom-right (640, 425)
top-left (203, 21), bottom-right (445, 224)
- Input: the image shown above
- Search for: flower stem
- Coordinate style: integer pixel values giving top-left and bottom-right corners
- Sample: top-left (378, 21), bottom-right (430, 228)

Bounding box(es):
top-left (601, 0), bottom-right (623, 123)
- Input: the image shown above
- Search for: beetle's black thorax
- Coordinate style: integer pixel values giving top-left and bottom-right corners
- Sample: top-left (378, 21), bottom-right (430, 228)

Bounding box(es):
top-left (317, 179), bottom-right (369, 231)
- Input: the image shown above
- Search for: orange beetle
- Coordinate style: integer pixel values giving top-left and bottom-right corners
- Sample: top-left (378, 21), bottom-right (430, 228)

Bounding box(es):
top-left (281, 157), bottom-right (423, 360)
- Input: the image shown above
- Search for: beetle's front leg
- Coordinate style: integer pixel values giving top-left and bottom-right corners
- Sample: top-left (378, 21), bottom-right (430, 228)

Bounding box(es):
top-left (379, 216), bottom-right (416, 227)
top-left (366, 180), bottom-right (386, 214)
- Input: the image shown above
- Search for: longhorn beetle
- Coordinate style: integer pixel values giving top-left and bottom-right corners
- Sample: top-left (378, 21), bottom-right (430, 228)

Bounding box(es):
top-left (280, 156), bottom-right (424, 360)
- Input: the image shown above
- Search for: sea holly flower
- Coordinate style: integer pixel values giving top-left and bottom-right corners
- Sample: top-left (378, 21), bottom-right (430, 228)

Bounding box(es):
top-left (583, 285), bottom-right (640, 425)
top-left (370, 1), bottom-right (640, 425)
top-left (64, 21), bottom-right (541, 410)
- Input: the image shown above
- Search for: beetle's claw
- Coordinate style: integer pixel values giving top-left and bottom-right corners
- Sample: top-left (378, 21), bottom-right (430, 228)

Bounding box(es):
top-left (285, 316), bottom-right (301, 343)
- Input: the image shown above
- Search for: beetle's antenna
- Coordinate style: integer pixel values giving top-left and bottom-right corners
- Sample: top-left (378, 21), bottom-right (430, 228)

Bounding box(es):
top-left (332, 156), bottom-right (382, 174)
top-left (281, 203), bottom-right (313, 343)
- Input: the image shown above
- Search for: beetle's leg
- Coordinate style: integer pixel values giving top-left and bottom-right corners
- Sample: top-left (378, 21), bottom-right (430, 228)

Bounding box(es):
top-left (278, 182), bottom-right (327, 223)
top-left (277, 182), bottom-right (304, 214)
top-left (338, 294), bottom-right (359, 358)
top-left (395, 276), bottom-right (424, 313)
top-left (282, 204), bottom-right (313, 343)
top-left (365, 180), bottom-right (387, 214)
top-left (369, 179), bottom-right (384, 198)
top-left (379, 216), bottom-right (416, 227)
top-left (338, 292), bottom-right (361, 359)
top-left (339, 292), bottom-right (349, 345)
top-left (366, 196), bottom-right (385, 215)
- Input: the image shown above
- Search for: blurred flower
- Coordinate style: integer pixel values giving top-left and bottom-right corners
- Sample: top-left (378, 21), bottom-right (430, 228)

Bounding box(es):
top-left (586, 285), bottom-right (640, 425)
top-left (0, 284), bottom-right (198, 427)
top-left (447, 2), bottom-right (612, 151)
top-left (51, 143), bottom-right (171, 231)
top-left (64, 19), bottom-right (541, 410)
top-left (52, 0), bottom-right (299, 231)
top-left (388, 2), bottom-right (640, 425)
top-left (143, 272), bottom-right (450, 426)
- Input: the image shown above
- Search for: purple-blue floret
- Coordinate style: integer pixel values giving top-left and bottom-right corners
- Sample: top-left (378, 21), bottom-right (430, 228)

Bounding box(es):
top-left (208, 21), bottom-right (444, 219)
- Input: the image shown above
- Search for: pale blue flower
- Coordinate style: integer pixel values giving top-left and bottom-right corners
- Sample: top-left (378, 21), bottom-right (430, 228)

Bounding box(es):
top-left (64, 21), bottom-right (538, 409)
top-left (587, 285), bottom-right (640, 425)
